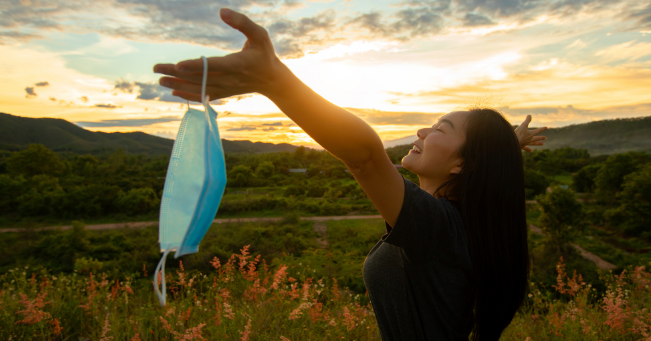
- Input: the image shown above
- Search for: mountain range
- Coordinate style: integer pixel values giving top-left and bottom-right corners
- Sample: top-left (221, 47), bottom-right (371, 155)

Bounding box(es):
top-left (1, 112), bottom-right (650, 156)
top-left (0, 113), bottom-right (297, 155)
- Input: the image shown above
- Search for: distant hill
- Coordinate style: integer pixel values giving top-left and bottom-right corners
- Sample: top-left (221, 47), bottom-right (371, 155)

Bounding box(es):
top-left (0, 113), bottom-right (298, 155)
top-left (527, 116), bottom-right (651, 156)
top-left (387, 116), bottom-right (651, 156)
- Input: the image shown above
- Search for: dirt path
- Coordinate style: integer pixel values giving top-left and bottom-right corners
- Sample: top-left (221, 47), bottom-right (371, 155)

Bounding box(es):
top-left (529, 223), bottom-right (617, 270)
top-left (0, 215), bottom-right (384, 233)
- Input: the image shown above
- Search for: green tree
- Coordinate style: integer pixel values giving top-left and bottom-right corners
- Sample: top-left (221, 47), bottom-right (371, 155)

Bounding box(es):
top-left (255, 161), bottom-right (275, 178)
top-left (306, 165), bottom-right (321, 178)
top-left (228, 165), bottom-right (254, 187)
top-left (524, 169), bottom-right (549, 199)
top-left (0, 174), bottom-right (25, 214)
top-left (6, 144), bottom-right (65, 177)
top-left (604, 164), bottom-right (651, 238)
top-left (595, 153), bottom-right (636, 204)
top-left (536, 186), bottom-right (585, 253)
top-left (306, 184), bottom-right (326, 197)
top-left (572, 164), bottom-right (602, 193)
top-left (284, 186), bottom-right (304, 197)
top-left (117, 188), bottom-right (160, 215)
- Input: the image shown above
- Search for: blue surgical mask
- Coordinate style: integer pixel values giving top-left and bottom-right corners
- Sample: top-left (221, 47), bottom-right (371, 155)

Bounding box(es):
top-left (154, 56), bottom-right (227, 306)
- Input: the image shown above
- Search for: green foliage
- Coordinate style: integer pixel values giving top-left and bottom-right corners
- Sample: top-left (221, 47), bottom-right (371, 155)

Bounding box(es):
top-left (604, 164), bottom-right (651, 238)
top-left (306, 183), bottom-right (327, 197)
top-left (6, 144), bottom-right (65, 177)
top-left (255, 160), bottom-right (275, 178)
top-left (536, 186), bottom-right (585, 252)
top-left (117, 187), bottom-right (160, 215)
top-left (523, 147), bottom-right (592, 175)
top-left (284, 185), bottom-right (304, 197)
top-left (524, 169), bottom-right (549, 199)
top-left (572, 163), bottom-right (602, 192)
top-left (74, 257), bottom-right (104, 274)
top-left (594, 153), bottom-right (637, 204)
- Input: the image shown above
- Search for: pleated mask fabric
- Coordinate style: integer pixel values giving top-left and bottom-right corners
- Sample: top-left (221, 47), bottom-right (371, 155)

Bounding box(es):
top-left (154, 56), bottom-right (227, 306)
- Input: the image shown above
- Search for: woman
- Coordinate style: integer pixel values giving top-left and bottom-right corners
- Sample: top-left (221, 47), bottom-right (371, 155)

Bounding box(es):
top-left (154, 8), bottom-right (547, 340)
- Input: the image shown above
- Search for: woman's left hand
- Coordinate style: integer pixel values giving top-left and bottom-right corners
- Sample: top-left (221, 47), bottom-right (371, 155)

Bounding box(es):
top-left (515, 115), bottom-right (547, 152)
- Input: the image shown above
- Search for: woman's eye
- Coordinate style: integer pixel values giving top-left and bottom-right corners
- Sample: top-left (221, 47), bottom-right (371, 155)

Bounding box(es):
top-left (436, 128), bottom-right (443, 132)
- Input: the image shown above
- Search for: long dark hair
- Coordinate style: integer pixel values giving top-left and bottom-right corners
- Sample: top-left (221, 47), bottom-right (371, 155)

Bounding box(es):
top-left (436, 108), bottom-right (529, 340)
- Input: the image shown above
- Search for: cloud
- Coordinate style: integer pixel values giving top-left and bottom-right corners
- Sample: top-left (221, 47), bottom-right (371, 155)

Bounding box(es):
top-left (114, 78), bottom-right (134, 93)
top-left (24, 86), bottom-right (36, 98)
top-left (110, 78), bottom-right (229, 104)
top-left (349, 8), bottom-right (444, 40)
top-left (94, 103), bottom-right (120, 109)
top-left (34, 81), bottom-right (49, 87)
top-left (79, 96), bottom-right (88, 103)
top-left (262, 127), bottom-right (277, 131)
top-left (49, 97), bottom-right (56, 101)
top-left (595, 40), bottom-right (651, 62)
top-left (75, 116), bottom-right (182, 127)
top-left (623, 3), bottom-right (651, 30)
top-left (226, 125), bottom-right (258, 131)
top-left (262, 121), bottom-right (284, 126)
top-left (462, 13), bottom-right (496, 27)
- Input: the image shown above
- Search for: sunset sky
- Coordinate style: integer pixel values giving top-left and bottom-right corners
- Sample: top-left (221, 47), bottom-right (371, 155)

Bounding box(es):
top-left (1, 0), bottom-right (650, 148)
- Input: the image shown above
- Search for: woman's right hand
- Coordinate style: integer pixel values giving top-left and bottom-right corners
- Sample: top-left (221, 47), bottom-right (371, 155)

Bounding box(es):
top-left (153, 8), bottom-right (290, 102)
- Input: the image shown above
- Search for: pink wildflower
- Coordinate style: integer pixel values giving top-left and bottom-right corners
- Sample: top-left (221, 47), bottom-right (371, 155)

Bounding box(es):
top-left (240, 318), bottom-right (252, 341)
top-left (15, 292), bottom-right (51, 325)
top-left (270, 264), bottom-right (288, 290)
top-left (603, 286), bottom-right (629, 332)
top-left (100, 314), bottom-right (113, 341)
top-left (51, 318), bottom-right (63, 336)
top-left (342, 306), bottom-right (356, 331)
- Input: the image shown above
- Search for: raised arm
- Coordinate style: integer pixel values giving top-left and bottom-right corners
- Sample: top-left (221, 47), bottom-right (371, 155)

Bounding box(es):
top-left (153, 8), bottom-right (405, 226)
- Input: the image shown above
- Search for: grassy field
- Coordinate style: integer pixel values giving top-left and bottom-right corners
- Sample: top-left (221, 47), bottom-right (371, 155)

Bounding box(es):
top-left (2, 217), bottom-right (651, 340)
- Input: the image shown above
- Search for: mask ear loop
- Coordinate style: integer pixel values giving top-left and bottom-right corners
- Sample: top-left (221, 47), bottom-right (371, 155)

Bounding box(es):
top-left (153, 246), bottom-right (172, 307)
top-left (201, 56), bottom-right (209, 110)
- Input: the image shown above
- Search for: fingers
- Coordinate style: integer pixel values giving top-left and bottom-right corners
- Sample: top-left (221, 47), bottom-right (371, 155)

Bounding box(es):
top-left (159, 77), bottom-right (202, 95)
top-left (154, 64), bottom-right (226, 83)
top-left (171, 90), bottom-right (202, 103)
top-left (173, 54), bottom-right (244, 74)
top-left (220, 8), bottom-right (268, 45)
top-left (523, 147), bottom-right (533, 152)
top-left (530, 126), bottom-right (548, 135)
top-left (517, 115), bottom-right (531, 129)
top-left (530, 136), bottom-right (547, 142)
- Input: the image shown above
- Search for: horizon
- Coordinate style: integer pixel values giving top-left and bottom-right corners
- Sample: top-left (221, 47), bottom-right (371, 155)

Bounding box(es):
top-left (2, 0), bottom-right (650, 149)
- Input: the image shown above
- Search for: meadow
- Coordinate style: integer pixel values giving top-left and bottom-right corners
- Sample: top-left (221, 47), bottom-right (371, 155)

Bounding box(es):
top-left (1, 218), bottom-right (651, 340)
top-left (1, 144), bottom-right (651, 339)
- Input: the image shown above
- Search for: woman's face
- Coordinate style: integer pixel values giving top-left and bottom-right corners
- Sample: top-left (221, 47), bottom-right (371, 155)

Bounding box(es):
top-left (401, 111), bottom-right (469, 182)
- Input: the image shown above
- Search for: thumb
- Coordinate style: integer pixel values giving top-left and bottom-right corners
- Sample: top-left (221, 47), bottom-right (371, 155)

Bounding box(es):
top-left (220, 8), bottom-right (267, 43)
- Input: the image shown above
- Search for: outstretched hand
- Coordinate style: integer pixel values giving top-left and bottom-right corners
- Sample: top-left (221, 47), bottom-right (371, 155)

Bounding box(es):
top-left (515, 115), bottom-right (547, 152)
top-left (152, 8), bottom-right (286, 102)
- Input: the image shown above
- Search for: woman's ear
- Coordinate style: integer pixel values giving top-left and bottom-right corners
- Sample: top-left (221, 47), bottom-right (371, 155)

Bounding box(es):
top-left (450, 160), bottom-right (464, 175)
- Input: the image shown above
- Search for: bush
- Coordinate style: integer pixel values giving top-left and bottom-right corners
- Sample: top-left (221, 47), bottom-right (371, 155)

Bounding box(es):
top-left (283, 186), bottom-right (304, 197)
top-left (524, 169), bottom-right (549, 199)
top-left (306, 184), bottom-right (326, 197)
top-left (117, 188), bottom-right (160, 216)
top-left (605, 163), bottom-right (651, 238)
top-left (572, 163), bottom-right (602, 193)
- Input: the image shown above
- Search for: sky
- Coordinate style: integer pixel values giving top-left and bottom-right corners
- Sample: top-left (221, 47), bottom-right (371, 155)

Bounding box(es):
top-left (1, 0), bottom-right (650, 148)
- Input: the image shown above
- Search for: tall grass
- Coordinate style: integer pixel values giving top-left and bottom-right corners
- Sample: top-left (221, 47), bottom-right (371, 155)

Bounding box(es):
top-left (0, 246), bottom-right (379, 340)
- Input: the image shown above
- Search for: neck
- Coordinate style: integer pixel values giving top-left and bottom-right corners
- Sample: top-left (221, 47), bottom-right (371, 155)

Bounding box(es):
top-left (418, 176), bottom-right (444, 197)
top-left (419, 174), bottom-right (458, 199)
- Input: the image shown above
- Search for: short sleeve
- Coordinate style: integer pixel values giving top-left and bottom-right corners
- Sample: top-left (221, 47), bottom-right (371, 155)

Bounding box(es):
top-left (382, 176), bottom-right (466, 263)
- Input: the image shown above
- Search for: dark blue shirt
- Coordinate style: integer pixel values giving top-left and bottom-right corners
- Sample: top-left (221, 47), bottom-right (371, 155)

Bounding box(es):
top-left (363, 176), bottom-right (473, 340)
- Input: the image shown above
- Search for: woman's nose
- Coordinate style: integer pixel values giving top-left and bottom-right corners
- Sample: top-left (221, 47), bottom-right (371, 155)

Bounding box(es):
top-left (417, 128), bottom-right (428, 139)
